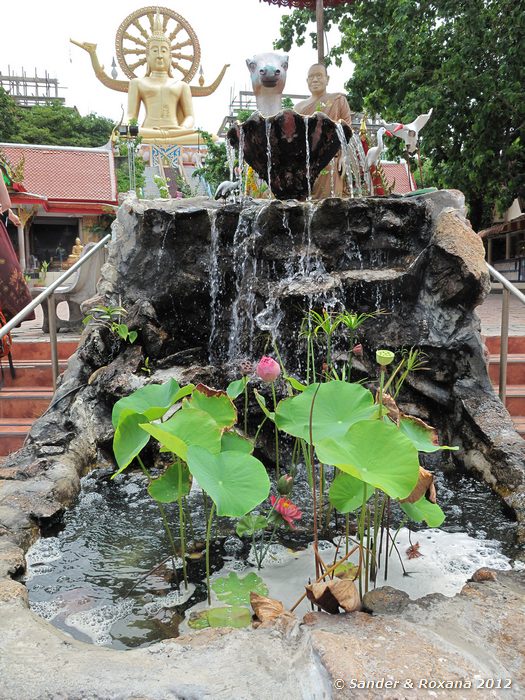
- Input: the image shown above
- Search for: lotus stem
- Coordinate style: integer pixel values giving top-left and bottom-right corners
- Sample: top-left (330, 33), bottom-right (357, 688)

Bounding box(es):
top-left (271, 381), bottom-right (280, 479)
top-left (205, 502), bottom-right (216, 605)
top-left (309, 384), bottom-right (321, 580)
top-left (243, 380), bottom-right (249, 435)
top-left (137, 455), bottom-right (179, 588)
top-left (384, 497), bottom-right (391, 581)
top-left (177, 461), bottom-right (188, 588)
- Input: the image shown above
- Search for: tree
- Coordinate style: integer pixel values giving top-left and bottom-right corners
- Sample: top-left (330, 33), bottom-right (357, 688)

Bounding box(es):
top-left (192, 131), bottom-right (230, 194)
top-left (0, 95), bottom-right (115, 148)
top-left (275, 0), bottom-right (525, 230)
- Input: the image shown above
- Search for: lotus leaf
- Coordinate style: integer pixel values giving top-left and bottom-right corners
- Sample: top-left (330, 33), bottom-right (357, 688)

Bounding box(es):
top-left (253, 389), bottom-right (274, 420)
top-left (221, 430), bottom-right (254, 454)
top-left (186, 387), bottom-right (237, 429)
top-left (226, 376), bottom-right (248, 399)
top-left (147, 462), bottom-right (191, 503)
top-left (212, 571), bottom-right (268, 605)
top-left (316, 420), bottom-right (419, 500)
top-left (400, 495), bottom-right (446, 527)
top-left (399, 416), bottom-right (458, 453)
top-left (275, 381), bottom-right (377, 443)
top-left (186, 446), bottom-right (270, 517)
top-left (236, 514), bottom-right (268, 537)
top-left (329, 472), bottom-right (374, 513)
top-left (188, 606), bottom-right (251, 630)
top-left (112, 379), bottom-right (191, 427)
top-left (113, 412), bottom-right (150, 475)
top-left (140, 407), bottom-right (222, 461)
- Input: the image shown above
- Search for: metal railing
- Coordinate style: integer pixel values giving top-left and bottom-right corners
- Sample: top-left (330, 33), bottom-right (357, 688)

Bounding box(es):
top-left (0, 234), bottom-right (111, 389)
top-left (487, 263), bottom-right (525, 404)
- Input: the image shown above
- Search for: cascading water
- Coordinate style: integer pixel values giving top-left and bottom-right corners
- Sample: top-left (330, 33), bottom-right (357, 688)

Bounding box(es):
top-left (208, 211), bottom-right (221, 363)
top-left (265, 118), bottom-right (273, 199)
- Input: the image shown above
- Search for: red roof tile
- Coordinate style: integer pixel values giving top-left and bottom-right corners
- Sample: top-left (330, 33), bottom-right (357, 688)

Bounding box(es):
top-left (0, 143), bottom-right (117, 204)
top-left (382, 162), bottom-right (417, 195)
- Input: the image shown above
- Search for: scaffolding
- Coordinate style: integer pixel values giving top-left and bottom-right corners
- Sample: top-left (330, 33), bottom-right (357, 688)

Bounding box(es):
top-left (0, 66), bottom-right (65, 107)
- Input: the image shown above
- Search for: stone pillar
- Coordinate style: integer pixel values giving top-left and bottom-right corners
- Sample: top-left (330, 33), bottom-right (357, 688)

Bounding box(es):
top-left (17, 224), bottom-right (26, 271)
top-left (78, 217), bottom-right (84, 243)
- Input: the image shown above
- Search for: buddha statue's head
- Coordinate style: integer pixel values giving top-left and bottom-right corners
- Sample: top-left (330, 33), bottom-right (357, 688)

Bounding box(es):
top-left (145, 12), bottom-right (173, 77)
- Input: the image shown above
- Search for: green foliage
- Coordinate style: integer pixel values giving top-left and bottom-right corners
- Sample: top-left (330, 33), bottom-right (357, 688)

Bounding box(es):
top-left (276, 0), bottom-right (525, 229)
top-left (400, 495), bottom-right (445, 527)
top-left (153, 174), bottom-right (170, 198)
top-left (0, 89), bottom-right (19, 141)
top-left (236, 514), bottom-right (268, 538)
top-left (329, 472), bottom-right (374, 514)
top-left (83, 305), bottom-right (137, 346)
top-left (212, 572), bottom-right (268, 605)
top-left (147, 462), bottom-right (191, 503)
top-left (192, 130), bottom-right (229, 193)
top-left (115, 150), bottom-right (146, 194)
top-left (4, 99), bottom-right (114, 147)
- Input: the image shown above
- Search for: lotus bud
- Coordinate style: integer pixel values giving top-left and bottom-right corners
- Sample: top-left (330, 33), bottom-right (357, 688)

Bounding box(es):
top-left (256, 356), bottom-right (281, 383)
top-left (352, 343), bottom-right (363, 357)
top-left (376, 349), bottom-right (395, 366)
top-left (276, 474), bottom-right (294, 496)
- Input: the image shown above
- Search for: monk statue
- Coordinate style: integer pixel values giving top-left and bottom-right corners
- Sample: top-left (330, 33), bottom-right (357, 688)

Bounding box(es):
top-left (66, 237), bottom-right (84, 266)
top-left (70, 7), bottom-right (229, 147)
top-left (295, 64), bottom-right (353, 199)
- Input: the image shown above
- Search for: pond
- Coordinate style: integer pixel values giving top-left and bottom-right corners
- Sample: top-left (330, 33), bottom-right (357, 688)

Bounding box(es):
top-left (24, 462), bottom-right (522, 650)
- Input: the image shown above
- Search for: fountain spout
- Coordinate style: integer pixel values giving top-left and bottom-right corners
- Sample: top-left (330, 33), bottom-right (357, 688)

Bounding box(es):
top-left (227, 109), bottom-right (352, 200)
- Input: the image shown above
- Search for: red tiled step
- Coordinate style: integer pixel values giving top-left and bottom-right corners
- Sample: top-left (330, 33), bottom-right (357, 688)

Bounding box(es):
top-left (0, 419), bottom-right (32, 456)
top-left (10, 339), bottom-right (78, 362)
top-left (488, 354), bottom-right (525, 385)
top-left (502, 385), bottom-right (525, 417)
top-left (484, 336), bottom-right (525, 354)
top-left (1, 360), bottom-right (68, 388)
top-left (0, 387), bottom-right (53, 419)
top-left (512, 416), bottom-right (525, 438)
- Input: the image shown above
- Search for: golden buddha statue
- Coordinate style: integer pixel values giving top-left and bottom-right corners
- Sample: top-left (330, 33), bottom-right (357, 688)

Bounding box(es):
top-left (66, 238), bottom-right (84, 266)
top-left (127, 15), bottom-right (198, 145)
top-left (71, 7), bottom-right (229, 147)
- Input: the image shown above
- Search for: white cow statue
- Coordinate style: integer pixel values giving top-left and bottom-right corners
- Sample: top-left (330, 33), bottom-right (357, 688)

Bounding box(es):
top-left (246, 52), bottom-right (289, 117)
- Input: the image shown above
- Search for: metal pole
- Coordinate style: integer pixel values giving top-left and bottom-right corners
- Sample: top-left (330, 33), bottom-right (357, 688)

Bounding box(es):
top-left (499, 288), bottom-right (509, 405)
top-left (316, 0), bottom-right (325, 63)
top-left (47, 293), bottom-right (59, 391)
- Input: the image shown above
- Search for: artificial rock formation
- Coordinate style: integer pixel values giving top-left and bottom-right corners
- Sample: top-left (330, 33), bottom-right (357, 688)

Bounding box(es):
top-left (1, 190), bottom-right (524, 556)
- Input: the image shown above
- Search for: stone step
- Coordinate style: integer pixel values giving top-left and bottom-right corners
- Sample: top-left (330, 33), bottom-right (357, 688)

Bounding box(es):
top-left (0, 419), bottom-right (32, 456)
top-left (0, 387), bottom-right (53, 419)
top-left (488, 353), bottom-right (525, 384)
top-left (10, 339), bottom-right (78, 362)
top-left (1, 360), bottom-right (68, 388)
top-left (484, 336), bottom-right (525, 354)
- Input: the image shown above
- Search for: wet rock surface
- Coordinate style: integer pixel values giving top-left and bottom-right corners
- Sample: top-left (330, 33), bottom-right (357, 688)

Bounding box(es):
top-left (0, 569), bottom-right (523, 698)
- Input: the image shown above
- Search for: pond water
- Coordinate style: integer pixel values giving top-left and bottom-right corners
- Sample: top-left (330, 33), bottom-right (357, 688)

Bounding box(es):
top-left (24, 465), bottom-right (523, 650)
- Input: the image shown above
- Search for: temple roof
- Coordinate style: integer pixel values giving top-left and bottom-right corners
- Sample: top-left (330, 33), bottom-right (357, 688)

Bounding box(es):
top-left (0, 143), bottom-right (118, 208)
top-left (381, 161), bottom-right (417, 195)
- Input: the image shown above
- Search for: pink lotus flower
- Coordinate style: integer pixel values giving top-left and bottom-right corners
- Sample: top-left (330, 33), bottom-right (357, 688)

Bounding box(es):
top-left (352, 343), bottom-right (363, 357)
top-left (256, 356), bottom-right (281, 383)
top-left (270, 495), bottom-right (302, 529)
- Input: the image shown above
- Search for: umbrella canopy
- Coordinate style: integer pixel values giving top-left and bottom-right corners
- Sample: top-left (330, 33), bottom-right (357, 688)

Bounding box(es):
top-left (259, 0), bottom-right (354, 62)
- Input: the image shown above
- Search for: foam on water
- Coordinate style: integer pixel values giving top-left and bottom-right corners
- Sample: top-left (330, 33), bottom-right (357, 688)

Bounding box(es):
top-left (143, 584), bottom-right (195, 615)
top-left (65, 600), bottom-right (134, 646)
top-left (30, 598), bottom-right (65, 621)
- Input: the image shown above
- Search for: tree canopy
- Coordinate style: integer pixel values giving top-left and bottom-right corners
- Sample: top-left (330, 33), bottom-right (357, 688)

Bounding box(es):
top-left (275, 0), bottom-right (524, 230)
top-left (0, 88), bottom-right (114, 148)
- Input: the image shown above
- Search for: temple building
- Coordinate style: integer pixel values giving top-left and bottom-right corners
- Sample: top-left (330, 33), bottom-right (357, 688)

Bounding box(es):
top-left (1, 142), bottom-right (117, 275)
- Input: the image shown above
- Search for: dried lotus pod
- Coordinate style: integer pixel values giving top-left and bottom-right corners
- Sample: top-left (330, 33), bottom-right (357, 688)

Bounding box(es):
top-left (305, 578), bottom-right (361, 614)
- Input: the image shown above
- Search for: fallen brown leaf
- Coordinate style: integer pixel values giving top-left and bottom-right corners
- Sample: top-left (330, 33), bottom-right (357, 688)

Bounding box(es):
top-left (250, 592), bottom-right (285, 623)
top-left (401, 466), bottom-right (437, 504)
top-left (305, 578), bottom-right (360, 614)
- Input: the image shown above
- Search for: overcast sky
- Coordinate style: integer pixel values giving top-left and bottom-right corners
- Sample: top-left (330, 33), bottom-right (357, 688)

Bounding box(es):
top-left (1, 0), bottom-right (353, 137)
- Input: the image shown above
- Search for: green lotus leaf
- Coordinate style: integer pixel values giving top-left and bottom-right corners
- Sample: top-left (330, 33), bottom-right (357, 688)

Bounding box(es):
top-left (140, 407), bottom-right (222, 461)
top-left (186, 446), bottom-right (270, 517)
top-left (399, 416), bottom-right (459, 453)
top-left (112, 379), bottom-right (191, 427)
top-left (316, 419), bottom-right (419, 500)
top-left (226, 376), bottom-right (249, 399)
top-left (400, 496), bottom-right (446, 527)
top-left (188, 606), bottom-right (251, 630)
top-left (236, 514), bottom-right (268, 538)
top-left (147, 462), bottom-right (191, 503)
top-left (275, 381), bottom-right (378, 443)
top-left (329, 471), bottom-right (374, 513)
top-left (186, 387), bottom-right (237, 430)
top-left (212, 571), bottom-right (268, 605)
top-left (221, 430), bottom-right (254, 454)
top-left (112, 412), bottom-right (150, 475)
